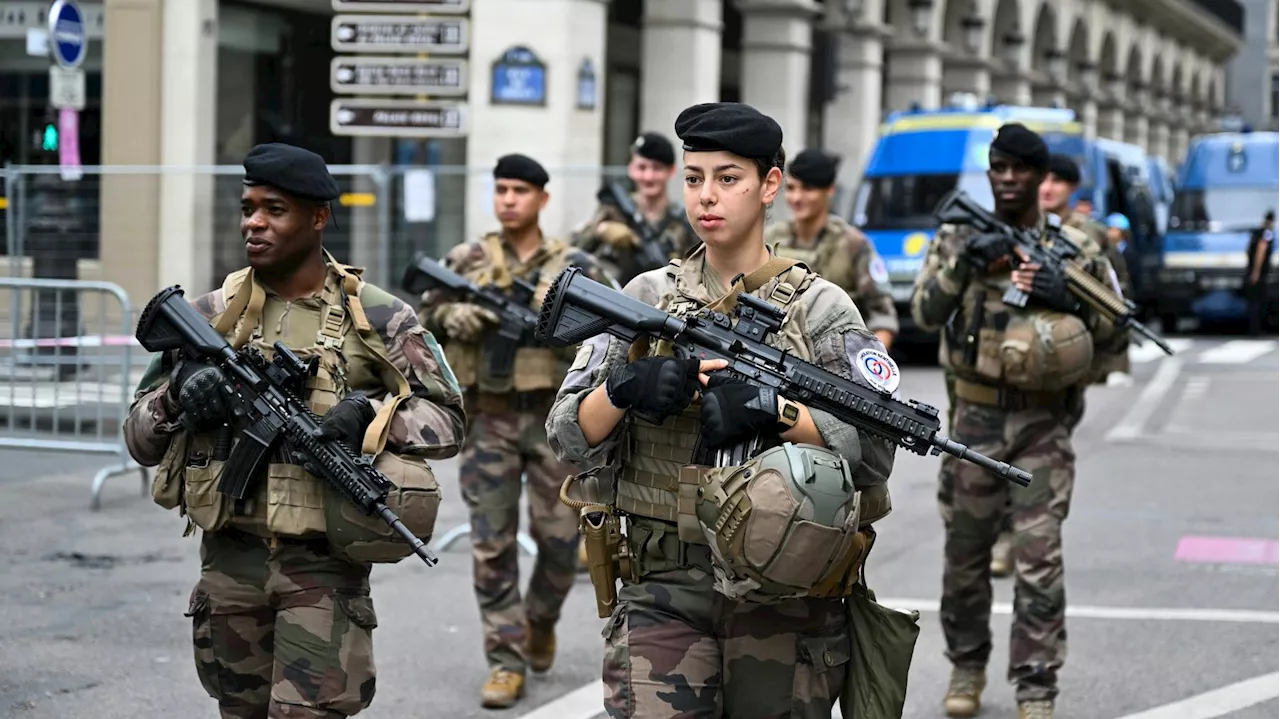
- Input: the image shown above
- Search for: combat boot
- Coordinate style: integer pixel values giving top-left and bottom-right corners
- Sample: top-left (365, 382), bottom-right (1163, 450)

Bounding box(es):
top-left (480, 667), bottom-right (525, 709)
top-left (944, 667), bottom-right (986, 718)
top-left (1018, 699), bottom-right (1054, 718)
top-left (990, 533), bottom-right (1012, 578)
top-left (527, 623), bottom-right (557, 673)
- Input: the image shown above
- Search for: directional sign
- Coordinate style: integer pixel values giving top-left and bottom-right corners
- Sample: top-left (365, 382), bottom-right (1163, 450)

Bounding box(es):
top-left (47, 0), bottom-right (87, 68)
top-left (330, 98), bottom-right (468, 138)
top-left (48, 65), bottom-right (84, 109)
top-left (331, 56), bottom-right (468, 96)
top-left (331, 15), bottom-right (468, 54)
top-left (331, 0), bottom-right (470, 11)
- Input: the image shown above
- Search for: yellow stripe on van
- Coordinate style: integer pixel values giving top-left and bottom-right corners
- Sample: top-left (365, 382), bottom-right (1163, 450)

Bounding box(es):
top-left (883, 114), bottom-right (1082, 136)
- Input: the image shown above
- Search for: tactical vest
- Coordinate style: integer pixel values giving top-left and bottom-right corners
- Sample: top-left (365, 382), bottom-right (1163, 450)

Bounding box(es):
top-left (768, 217), bottom-right (857, 288)
top-left (939, 222), bottom-right (1094, 395)
top-left (151, 252), bottom-right (440, 563)
top-left (443, 233), bottom-right (566, 395)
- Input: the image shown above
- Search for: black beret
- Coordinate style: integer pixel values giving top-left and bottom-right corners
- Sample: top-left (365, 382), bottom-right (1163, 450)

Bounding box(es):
top-left (632, 133), bottom-right (675, 166)
top-left (787, 149), bottom-right (840, 188)
top-left (242, 143), bottom-right (340, 202)
top-left (493, 154), bottom-right (549, 188)
top-left (1046, 153), bottom-right (1081, 184)
top-left (989, 123), bottom-right (1049, 171)
top-left (674, 102), bottom-right (783, 160)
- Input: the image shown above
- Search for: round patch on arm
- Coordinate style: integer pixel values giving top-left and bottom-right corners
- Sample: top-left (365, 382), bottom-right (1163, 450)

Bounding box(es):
top-left (855, 348), bottom-right (901, 395)
top-left (868, 254), bottom-right (890, 285)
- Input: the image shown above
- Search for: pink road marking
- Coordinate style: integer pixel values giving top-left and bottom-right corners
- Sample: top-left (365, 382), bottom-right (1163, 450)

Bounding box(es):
top-left (1175, 537), bottom-right (1280, 565)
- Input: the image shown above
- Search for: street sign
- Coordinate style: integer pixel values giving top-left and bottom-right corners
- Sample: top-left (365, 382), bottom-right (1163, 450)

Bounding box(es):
top-left (330, 98), bottom-right (468, 138)
top-left (48, 65), bottom-right (84, 109)
top-left (331, 0), bottom-right (470, 12)
top-left (330, 56), bottom-right (468, 96)
top-left (331, 15), bottom-right (468, 54)
top-left (47, 0), bottom-right (86, 68)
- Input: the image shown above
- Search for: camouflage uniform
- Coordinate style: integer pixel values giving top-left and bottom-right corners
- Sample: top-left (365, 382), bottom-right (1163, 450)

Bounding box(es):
top-left (765, 214), bottom-right (899, 338)
top-left (571, 196), bottom-right (701, 287)
top-left (910, 215), bottom-right (1119, 704)
top-left (545, 245), bottom-right (896, 718)
top-left (125, 262), bottom-right (466, 719)
top-left (1066, 211), bottom-right (1132, 382)
top-left (420, 233), bottom-right (615, 676)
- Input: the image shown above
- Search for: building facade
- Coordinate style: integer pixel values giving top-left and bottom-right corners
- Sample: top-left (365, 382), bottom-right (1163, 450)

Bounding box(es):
top-left (0, 0), bottom-right (1245, 306)
top-left (1224, 0), bottom-right (1279, 130)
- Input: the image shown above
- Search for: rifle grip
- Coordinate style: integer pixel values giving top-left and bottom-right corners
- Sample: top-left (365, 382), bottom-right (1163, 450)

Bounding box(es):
top-left (1003, 285), bottom-right (1031, 308)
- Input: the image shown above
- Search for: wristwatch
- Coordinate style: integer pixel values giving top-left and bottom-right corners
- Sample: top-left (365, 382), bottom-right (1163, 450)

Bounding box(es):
top-left (776, 396), bottom-right (801, 430)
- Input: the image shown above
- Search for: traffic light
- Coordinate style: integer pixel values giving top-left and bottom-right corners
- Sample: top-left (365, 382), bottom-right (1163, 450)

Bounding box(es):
top-left (42, 123), bottom-right (58, 152)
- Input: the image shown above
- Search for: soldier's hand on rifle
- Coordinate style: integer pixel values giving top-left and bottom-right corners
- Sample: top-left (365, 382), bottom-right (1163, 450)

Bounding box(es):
top-left (440, 303), bottom-right (499, 342)
top-left (964, 232), bottom-right (1014, 272)
top-left (1012, 249), bottom-right (1079, 313)
top-left (699, 374), bottom-right (780, 448)
top-left (597, 221), bottom-right (639, 249)
top-left (163, 359), bottom-right (230, 432)
top-left (292, 392), bottom-right (377, 473)
top-left (605, 356), bottom-right (708, 419)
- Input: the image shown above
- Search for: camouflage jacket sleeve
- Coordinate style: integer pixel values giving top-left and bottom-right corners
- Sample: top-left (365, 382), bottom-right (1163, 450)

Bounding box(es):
top-left (1064, 229), bottom-right (1124, 353)
top-left (364, 285), bottom-right (466, 459)
top-left (570, 203), bottom-right (634, 252)
top-left (800, 280), bottom-right (897, 489)
top-left (910, 224), bottom-right (971, 332)
top-left (544, 273), bottom-right (663, 466)
top-left (418, 241), bottom-right (483, 338)
top-left (122, 291), bottom-right (223, 467)
top-left (844, 229), bottom-right (900, 335)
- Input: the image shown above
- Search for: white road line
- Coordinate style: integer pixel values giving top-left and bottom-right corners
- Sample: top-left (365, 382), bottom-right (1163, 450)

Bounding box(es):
top-left (1106, 357), bottom-right (1183, 442)
top-left (877, 598), bottom-right (1279, 624)
top-left (1130, 338), bottom-right (1194, 364)
top-left (1182, 376), bottom-right (1211, 401)
top-left (1197, 339), bottom-right (1278, 364)
top-left (515, 681), bottom-right (605, 719)
top-left (1111, 672), bottom-right (1280, 719)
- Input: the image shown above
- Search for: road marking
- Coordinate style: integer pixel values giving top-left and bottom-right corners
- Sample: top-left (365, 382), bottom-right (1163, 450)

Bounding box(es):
top-left (1129, 338), bottom-right (1193, 364)
top-left (1176, 537), bottom-right (1280, 565)
top-left (1110, 672), bottom-right (1279, 719)
top-left (878, 598), bottom-right (1279, 624)
top-left (515, 681), bottom-right (604, 719)
top-left (1181, 375), bottom-right (1210, 401)
top-left (1196, 339), bottom-right (1277, 364)
top-left (1106, 357), bottom-right (1183, 441)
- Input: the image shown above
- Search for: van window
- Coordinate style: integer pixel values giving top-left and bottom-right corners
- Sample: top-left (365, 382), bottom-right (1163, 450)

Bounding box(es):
top-left (854, 172), bottom-right (994, 229)
top-left (1170, 188), bottom-right (1279, 231)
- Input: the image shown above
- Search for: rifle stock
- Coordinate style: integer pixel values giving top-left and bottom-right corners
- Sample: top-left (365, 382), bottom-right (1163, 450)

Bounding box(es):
top-left (535, 267), bottom-right (1034, 487)
top-left (135, 286), bottom-right (440, 567)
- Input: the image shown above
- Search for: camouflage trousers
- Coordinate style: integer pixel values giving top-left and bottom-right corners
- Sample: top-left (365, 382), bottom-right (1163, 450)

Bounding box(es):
top-left (937, 399), bottom-right (1076, 703)
top-left (187, 529), bottom-right (376, 719)
top-left (602, 519), bottom-right (848, 718)
top-left (460, 409), bottom-right (580, 673)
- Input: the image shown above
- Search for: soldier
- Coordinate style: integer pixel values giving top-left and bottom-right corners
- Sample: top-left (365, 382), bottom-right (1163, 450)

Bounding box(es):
top-left (1244, 210), bottom-right (1276, 336)
top-left (911, 125), bottom-right (1121, 719)
top-left (124, 143), bottom-right (467, 719)
top-left (572, 132), bottom-right (701, 286)
top-left (419, 154), bottom-right (616, 709)
top-left (546, 101), bottom-right (897, 718)
top-left (765, 148), bottom-right (899, 350)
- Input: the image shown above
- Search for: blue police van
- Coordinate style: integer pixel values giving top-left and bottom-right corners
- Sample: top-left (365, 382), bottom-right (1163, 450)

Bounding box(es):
top-left (1159, 131), bottom-right (1279, 325)
top-left (848, 97), bottom-right (1161, 342)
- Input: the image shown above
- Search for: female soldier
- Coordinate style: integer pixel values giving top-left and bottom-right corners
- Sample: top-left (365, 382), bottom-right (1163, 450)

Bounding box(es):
top-left (545, 102), bottom-right (897, 718)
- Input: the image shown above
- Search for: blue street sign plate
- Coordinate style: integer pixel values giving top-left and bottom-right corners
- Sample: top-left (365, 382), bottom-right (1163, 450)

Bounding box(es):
top-left (48, 0), bottom-right (87, 69)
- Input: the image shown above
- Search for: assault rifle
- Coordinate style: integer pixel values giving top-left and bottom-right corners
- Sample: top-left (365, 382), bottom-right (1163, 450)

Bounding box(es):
top-left (597, 182), bottom-right (677, 277)
top-left (135, 286), bottom-right (439, 567)
top-left (934, 189), bottom-right (1174, 355)
top-left (533, 267), bottom-right (1033, 486)
top-left (401, 252), bottom-right (539, 379)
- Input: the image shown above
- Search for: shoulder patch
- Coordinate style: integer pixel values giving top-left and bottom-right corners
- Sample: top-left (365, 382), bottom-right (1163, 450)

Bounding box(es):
top-left (357, 281), bottom-right (397, 309)
top-left (421, 330), bottom-right (460, 394)
top-left (868, 253), bottom-right (890, 285)
top-left (854, 348), bottom-right (901, 395)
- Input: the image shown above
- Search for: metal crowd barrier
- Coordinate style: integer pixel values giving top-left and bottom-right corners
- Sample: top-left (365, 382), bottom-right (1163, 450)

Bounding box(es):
top-left (0, 277), bottom-right (147, 509)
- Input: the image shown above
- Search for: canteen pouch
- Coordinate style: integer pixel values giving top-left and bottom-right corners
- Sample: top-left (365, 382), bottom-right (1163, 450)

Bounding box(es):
top-left (325, 452), bottom-right (442, 564)
top-left (151, 431), bottom-right (190, 511)
top-left (840, 582), bottom-right (921, 719)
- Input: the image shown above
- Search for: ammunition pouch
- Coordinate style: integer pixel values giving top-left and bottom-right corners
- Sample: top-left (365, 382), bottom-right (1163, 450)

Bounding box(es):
top-left (180, 430), bottom-right (235, 533)
top-left (325, 452), bottom-right (442, 564)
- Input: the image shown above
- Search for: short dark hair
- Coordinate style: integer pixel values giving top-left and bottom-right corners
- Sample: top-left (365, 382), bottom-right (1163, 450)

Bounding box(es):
top-left (1265, 210), bottom-right (1275, 222)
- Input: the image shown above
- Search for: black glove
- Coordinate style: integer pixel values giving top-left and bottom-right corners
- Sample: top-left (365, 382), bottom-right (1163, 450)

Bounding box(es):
top-left (605, 356), bottom-right (701, 421)
top-left (700, 374), bottom-right (780, 449)
top-left (964, 232), bottom-right (1013, 271)
top-left (1028, 264), bottom-right (1080, 313)
top-left (292, 392), bottom-right (377, 475)
top-left (164, 360), bottom-right (230, 432)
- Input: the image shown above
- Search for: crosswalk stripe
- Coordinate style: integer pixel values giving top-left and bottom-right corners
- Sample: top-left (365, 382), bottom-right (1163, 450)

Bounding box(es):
top-left (1195, 339), bottom-right (1278, 364)
top-left (1129, 338), bottom-right (1194, 364)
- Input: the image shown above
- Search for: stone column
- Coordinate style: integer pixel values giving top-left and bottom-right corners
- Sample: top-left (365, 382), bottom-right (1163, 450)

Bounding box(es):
top-left (640, 0), bottom-right (723, 136)
top-left (1072, 64), bottom-right (1099, 140)
top-left (884, 39), bottom-right (943, 112)
top-left (737, 0), bottom-right (822, 157)
top-left (1146, 93), bottom-right (1170, 162)
top-left (1168, 101), bottom-right (1190, 163)
top-left (1095, 74), bottom-right (1126, 141)
top-left (991, 71), bottom-right (1032, 105)
top-left (1125, 83), bottom-right (1150, 149)
top-left (823, 21), bottom-right (890, 214)
top-left (464, 0), bottom-right (609, 242)
top-left (941, 57), bottom-right (992, 100)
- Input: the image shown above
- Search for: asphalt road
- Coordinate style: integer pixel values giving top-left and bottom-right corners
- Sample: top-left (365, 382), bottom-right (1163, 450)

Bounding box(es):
top-left (0, 336), bottom-right (1276, 719)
